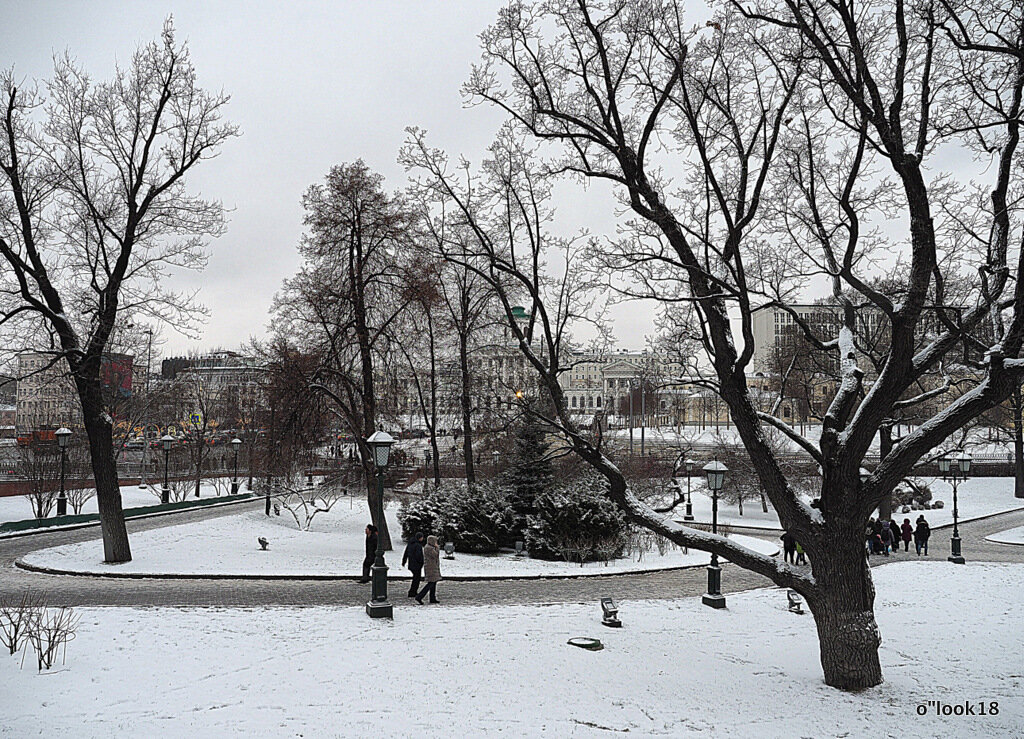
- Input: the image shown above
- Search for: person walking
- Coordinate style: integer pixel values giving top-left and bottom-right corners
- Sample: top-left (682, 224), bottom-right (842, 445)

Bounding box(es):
top-left (900, 518), bottom-right (913, 552)
top-left (914, 515), bottom-right (931, 556)
top-left (416, 535), bottom-right (442, 604)
top-left (780, 531), bottom-right (797, 564)
top-left (795, 541), bottom-right (807, 565)
top-left (359, 524), bottom-right (378, 583)
top-left (402, 531), bottom-right (425, 597)
top-left (888, 520), bottom-right (902, 554)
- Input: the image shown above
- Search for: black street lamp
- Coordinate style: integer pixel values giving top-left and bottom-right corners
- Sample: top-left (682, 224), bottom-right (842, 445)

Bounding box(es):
top-left (365, 430), bottom-right (395, 619)
top-left (55, 427), bottom-right (71, 516)
top-left (702, 459), bottom-right (728, 609)
top-left (938, 451), bottom-right (971, 564)
top-left (231, 437), bottom-right (242, 494)
top-left (684, 457), bottom-right (696, 521)
top-left (492, 449), bottom-right (500, 471)
top-left (160, 434), bottom-right (174, 504)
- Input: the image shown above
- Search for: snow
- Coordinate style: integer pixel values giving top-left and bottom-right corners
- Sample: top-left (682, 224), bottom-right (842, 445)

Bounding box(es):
top-left (0, 481), bottom-right (235, 525)
top-left (20, 496), bottom-right (778, 577)
top-left (675, 476), bottom-right (1024, 531)
top-left (987, 525), bottom-right (1024, 545)
top-left (0, 561), bottom-right (1020, 736)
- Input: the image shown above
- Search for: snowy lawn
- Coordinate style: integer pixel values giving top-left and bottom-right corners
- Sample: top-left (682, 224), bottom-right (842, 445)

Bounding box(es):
top-left (20, 496), bottom-right (777, 577)
top-left (676, 476), bottom-right (1024, 531)
top-left (0, 480), bottom-right (235, 525)
top-left (0, 561), bottom-right (1020, 737)
top-left (987, 526), bottom-right (1024, 545)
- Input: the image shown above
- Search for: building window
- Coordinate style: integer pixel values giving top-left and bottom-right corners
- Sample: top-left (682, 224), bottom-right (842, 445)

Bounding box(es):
top-left (571, 396), bottom-right (577, 408)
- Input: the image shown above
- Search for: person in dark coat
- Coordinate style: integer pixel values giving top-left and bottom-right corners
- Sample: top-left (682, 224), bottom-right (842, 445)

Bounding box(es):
top-left (780, 531), bottom-right (797, 564)
top-left (888, 520), bottom-right (902, 553)
top-left (402, 531), bottom-right (425, 597)
top-left (900, 518), bottom-right (913, 552)
top-left (359, 524), bottom-right (378, 583)
top-left (879, 522), bottom-right (892, 555)
top-left (416, 535), bottom-right (442, 604)
top-left (914, 515), bottom-right (931, 556)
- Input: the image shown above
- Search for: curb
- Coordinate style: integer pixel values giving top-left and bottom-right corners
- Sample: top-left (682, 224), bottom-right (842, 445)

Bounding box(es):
top-left (0, 495), bottom-right (261, 540)
top-left (13, 558), bottom-right (721, 582)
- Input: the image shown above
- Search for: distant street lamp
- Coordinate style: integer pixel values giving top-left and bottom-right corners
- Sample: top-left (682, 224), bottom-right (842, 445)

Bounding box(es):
top-left (492, 449), bottom-right (500, 470)
top-left (938, 451), bottom-right (971, 564)
top-left (702, 459), bottom-right (728, 609)
top-left (55, 427), bottom-right (71, 516)
top-left (231, 437), bottom-right (242, 494)
top-left (365, 430), bottom-right (395, 619)
top-left (684, 457), bottom-right (696, 521)
top-left (160, 434), bottom-right (174, 504)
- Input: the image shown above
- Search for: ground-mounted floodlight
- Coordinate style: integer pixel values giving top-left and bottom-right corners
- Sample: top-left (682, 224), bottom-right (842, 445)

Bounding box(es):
top-left (787, 590), bottom-right (804, 614)
top-left (444, 541), bottom-right (455, 559)
top-left (600, 598), bottom-right (622, 628)
top-left (702, 459), bottom-right (728, 609)
top-left (515, 540), bottom-right (525, 557)
top-left (364, 430), bottom-right (395, 618)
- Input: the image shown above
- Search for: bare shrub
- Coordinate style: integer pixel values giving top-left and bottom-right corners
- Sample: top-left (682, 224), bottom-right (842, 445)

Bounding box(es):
top-left (65, 486), bottom-right (96, 516)
top-left (275, 481), bottom-right (348, 531)
top-left (25, 606), bottom-right (79, 671)
top-left (0, 591), bottom-right (44, 656)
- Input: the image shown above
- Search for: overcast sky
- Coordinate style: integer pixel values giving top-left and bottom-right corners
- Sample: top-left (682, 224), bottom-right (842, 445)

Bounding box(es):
top-left (7, 1), bottom-right (655, 357)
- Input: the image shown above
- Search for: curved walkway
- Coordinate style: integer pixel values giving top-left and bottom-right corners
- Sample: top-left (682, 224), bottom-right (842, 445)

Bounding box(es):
top-left (3, 501), bottom-right (1024, 608)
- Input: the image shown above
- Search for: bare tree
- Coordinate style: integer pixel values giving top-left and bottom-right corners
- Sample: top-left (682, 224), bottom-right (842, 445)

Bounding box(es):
top-left (0, 21), bottom-right (237, 562)
top-left (410, 0), bottom-right (1024, 690)
top-left (16, 439), bottom-right (60, 518)
top-left (273, 162), bottom-right (418, 550)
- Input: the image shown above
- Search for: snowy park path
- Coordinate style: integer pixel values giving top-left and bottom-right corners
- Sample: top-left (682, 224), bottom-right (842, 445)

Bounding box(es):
top-left (3, 498), bottom-right (1024, 608)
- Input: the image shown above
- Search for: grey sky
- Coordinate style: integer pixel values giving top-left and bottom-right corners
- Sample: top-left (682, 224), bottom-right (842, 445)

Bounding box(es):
top-left (8, 1), bottom-right (622, 356)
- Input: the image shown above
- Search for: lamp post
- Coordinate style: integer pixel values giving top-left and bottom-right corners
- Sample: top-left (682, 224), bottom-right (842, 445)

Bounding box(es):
top-left (938, 451), bottom-right (971, 564)
top-left (55, 427), bottom-right (71, 516)
top-left (160, 434), bottom-right (173, 504)
top-left (684, 457), bottom-right (696, 521)
top-left (231, 437), bottom-right (242, 494)
top-left (365, 430), bottom-right (395, 619)
top-left (702, 459), bottom-right (728, 609)
top-left (492, 449), bottom-right (499, 471)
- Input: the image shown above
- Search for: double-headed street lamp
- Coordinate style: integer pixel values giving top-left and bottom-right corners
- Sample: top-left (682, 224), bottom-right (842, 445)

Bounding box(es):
top-left (366, 430), bottom-right (395, 619)
top-left (702, 459), bottom-right (728, 609)
top-left (231, 437), bottom-right (242, 494)
top-left (55, 427), bottom-right (71, 516)
top-left (684, 457), bottom-right (696, 521)
top-left (160, 434), bottom-right (174, 504)
top-left (938, 450), bottom-right (971, 564)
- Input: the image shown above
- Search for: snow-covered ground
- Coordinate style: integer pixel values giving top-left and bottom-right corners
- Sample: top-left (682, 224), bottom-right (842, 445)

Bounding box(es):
top-left (0, 480), bottom-right (239, 525)
top-left (20, 496), bottom-right (777, 577)
top-left (987, 526), bottom-right (1024, 545)
top-left (1, 561), bottom-right (1020, 737)
top-left (675, 476), bottom-right (1024, 530)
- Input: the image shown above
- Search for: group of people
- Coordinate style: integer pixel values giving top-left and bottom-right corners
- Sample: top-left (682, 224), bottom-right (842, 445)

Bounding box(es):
top-left (867, 515), bottom-right (931, 556)
top-left (359, 524), bottom-right (442, 604)
top-left (779, 513), bottom-right (934, 565)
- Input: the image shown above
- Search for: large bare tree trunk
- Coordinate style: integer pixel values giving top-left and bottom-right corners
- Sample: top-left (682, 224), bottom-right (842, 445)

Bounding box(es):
top-left (807, 528), bottom-right (882, 690)
top-left (877, 428), bottom-right (893, 520)
top-left (79, 380), bottom-right (132, 563)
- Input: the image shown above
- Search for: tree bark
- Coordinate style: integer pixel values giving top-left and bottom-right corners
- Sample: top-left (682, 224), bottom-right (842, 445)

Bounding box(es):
top-left (78, 379), bottom-right (132, 563)
top-left (807, 528), bottom-right (882, 690)
top-left (877, 427), bottom-right (893, 520)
